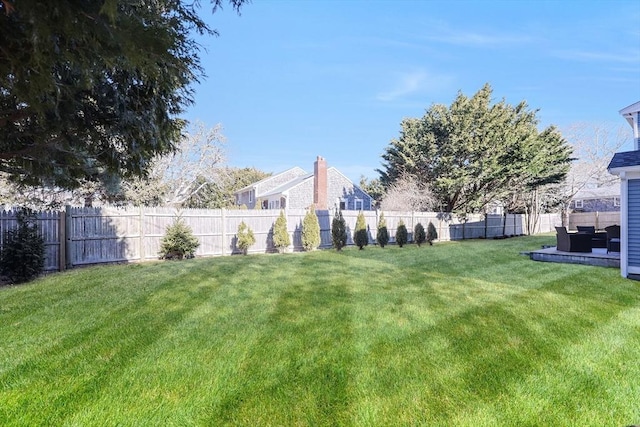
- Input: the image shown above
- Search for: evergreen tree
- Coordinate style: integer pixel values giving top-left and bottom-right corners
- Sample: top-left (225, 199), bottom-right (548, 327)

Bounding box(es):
top-left (427, 221), bottom-right (438, 246)
top-left (379, 83), bottom-right (572, 213)
top-left (354, 211), bottom-right (368, 250)
top-left (414, 223), bottom-right (426, 247)
top-left (301, 207), bottom-right (321, 251)
top-left (1, 0), bottom-right (248, 189)
top-left (0, 209), bottom-right (45, 284)
top-left (159, 219), bottom-right (200, 260)
top-left (376, 212), bottom-right (389, 248)
top-left (331, 209), bottom-right (347, 251)
top-left (236, 221), bottom-right (255, 255)
top-left (273, 210), bottom-right (290, 253)
top-left (396, 220), bottom-right (408, 248)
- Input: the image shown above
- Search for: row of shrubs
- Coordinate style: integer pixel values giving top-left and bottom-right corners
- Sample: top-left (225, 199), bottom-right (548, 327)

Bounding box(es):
top-left (159, 209), bottom-right (439, 259)
top-left (0, 208), bottom-right (440, 285)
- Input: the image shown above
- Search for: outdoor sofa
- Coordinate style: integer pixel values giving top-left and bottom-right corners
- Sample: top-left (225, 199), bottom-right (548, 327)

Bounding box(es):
top-left (555, 226), bottom-right (592, 253)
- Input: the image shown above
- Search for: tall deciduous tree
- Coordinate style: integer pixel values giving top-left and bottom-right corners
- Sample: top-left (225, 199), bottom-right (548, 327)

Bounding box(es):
top-left (185, 167), bottom-right (272, 209)
top-left (0, 0), bottom-right (246, 190)
top-left (379, 84), bottom-right (572, 213)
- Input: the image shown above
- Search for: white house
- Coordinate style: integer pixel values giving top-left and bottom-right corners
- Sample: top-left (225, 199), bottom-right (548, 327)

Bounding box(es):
top-left (608, 101), bottom-right (640, 279)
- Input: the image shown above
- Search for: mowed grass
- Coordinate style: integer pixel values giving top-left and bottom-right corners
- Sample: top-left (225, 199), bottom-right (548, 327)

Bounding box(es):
top-left (1, 235), bottom-right (639, 426)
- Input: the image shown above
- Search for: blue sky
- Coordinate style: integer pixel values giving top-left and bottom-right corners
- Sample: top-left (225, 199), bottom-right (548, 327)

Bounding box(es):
top-left (186, 0), bottom-right (640, 183)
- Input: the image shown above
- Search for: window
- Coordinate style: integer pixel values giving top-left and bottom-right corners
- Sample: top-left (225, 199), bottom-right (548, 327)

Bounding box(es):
top-left (339, 200), bottom-right (346, 210)
top-left (355, 198), bottom-right (363, 211)
top-left (249, 190), bottom-right (253, 203)
top-left (574, 199), bottom-right (583, 209)
top-left (614, 197), bottom-right (620, 207)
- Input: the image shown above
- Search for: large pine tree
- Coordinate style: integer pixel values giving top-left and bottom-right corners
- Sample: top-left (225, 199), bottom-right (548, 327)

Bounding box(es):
top-left (379, 83), bottom-right (572, 214)
top-left (0, 1), bottom-right (247, 189)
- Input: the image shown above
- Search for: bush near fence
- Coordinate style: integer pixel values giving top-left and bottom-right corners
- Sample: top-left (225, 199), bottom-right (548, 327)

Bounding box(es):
top-left (0, 207), bottom-right (562, 272)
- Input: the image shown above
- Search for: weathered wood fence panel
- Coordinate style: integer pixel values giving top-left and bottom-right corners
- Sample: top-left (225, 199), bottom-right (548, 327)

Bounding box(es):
top-left (0, 207), bottom-right (562, 272)
top-left (0, 210), bottom-right (61, 272)
top-left (568, 211), bottom-right (620, 231)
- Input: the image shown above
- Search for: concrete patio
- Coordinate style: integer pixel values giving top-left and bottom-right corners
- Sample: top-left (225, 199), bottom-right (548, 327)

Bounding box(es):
top-left (529, 247), bottom-right (620, 268)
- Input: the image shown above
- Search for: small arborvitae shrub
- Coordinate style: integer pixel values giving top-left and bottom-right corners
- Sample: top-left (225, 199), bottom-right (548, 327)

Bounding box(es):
top-left (414, 223), bottom-right (426, 247)
top-left (427, 221), bottom-right (438, 245)
top-left (273, 210), bottom-right (290, 253)
top-left (301, 207), bottom-right (321, 251)
top-left (236, 221), bottom-right (256, 255)
top-left (331, 209), bottom-right (347, 251)
top-left (159, 219), bottom-right (200, 260)
top-left (0, 209), bottom-right (45, 284)
top-left (377, 212), bottom-right (389, 248)
top-left (396, 219), bottom-right (408, 248)
top-left (354, 211), bottom-right (368, 250)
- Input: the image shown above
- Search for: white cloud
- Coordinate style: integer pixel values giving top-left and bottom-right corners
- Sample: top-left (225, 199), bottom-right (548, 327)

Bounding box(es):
top-left (426, 30), bottom-right (534, 47)
top-left (554, 50), bottom-right (640, 63)
top-left (376, 70), bottom-right (454, 102)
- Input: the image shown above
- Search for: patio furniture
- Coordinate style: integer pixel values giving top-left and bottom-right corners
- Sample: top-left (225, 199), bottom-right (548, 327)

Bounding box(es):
top-left (555, 226), bottom-right (592, 253)
top-left (605, 225), bottom-right (621, 253)
top-left (576, 225), bottom-right (607, 248)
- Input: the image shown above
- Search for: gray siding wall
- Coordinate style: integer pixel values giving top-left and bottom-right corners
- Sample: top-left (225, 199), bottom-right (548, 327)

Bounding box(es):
top-left (287, 179), bottom-right (314, 209)
top-left (571, 198), bottom-right (620, 212)
top-left (327, 168), bottom-right (373, 211)
top-left (628, 180), bottom-right (640, 267)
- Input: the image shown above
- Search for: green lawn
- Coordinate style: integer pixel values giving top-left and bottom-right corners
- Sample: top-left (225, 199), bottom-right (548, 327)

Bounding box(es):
top-left (1, 235), bottom-right (639, 426)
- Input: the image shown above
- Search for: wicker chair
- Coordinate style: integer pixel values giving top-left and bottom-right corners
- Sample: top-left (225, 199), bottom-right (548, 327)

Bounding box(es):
top-left (605, 225), bottom-right (620, 253)
top-left (555, 226), bottom-right (592, 253)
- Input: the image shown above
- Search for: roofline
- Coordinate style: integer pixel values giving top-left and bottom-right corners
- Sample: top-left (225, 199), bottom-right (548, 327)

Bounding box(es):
top-left (619, 101), bottom-right (640, 116)
top-left (234, 166), bottom-right (306, 194)
top-left (327, 167), bottom-right (373, 199)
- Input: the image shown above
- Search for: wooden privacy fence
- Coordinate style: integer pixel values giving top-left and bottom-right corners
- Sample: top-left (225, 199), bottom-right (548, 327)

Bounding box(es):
top-left (568, 211), bottom-right (620, 231)
top-left (0, 207), bottom-right (562, 272)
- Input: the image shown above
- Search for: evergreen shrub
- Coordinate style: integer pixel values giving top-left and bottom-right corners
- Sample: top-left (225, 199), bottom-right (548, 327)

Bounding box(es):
top-left (236, 221), bottom-right (256, 255)
top-left (331, 210), bottom-right (347, 251)
top-left (414, 223), bottom-right (426, 247)
top-left (0, 209), bottom-right (45, 284)
top-left (354, 211), bottom-right (368, 250)
top-left (376, 212), bottom-right (389, 248)
top-left (396, 220), bottom-right (408, 248)
top-left (273, 210), bottom-right (290, 253)
top-left (427, 221), bottom-right (438, 245)
top-left (159, 219), bottom-right (199, 260)
top-left (301, 207), bottom-right (321, 251)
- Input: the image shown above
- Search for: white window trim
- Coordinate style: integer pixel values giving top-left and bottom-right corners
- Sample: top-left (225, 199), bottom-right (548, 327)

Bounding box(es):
top-left (574, 199), bottom-right (583, 209)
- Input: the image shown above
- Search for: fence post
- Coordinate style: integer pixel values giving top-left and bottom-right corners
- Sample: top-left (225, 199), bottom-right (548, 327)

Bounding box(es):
top-left (59, 210), bottom-right (66, 271)
top-left (139, 206), bottom-right (145, 262)
top-left (221, 208), bottom-right (226, 256)
top-left (64, 205), bottom-right (72, 269)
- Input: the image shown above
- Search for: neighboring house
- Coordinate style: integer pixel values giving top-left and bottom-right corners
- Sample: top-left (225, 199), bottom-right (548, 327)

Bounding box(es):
top-left (608, 100), bottom-right (640, 279)
top-left (569, 184), bottom-right (620, 212)
top-left (234, 156), bottom-right (374, 211)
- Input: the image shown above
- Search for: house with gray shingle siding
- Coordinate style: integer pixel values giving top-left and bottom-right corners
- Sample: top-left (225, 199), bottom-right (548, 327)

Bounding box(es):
top-left (570, 184), bottom-right (620, 212)
top-left (608, 100), bottom-right (640, 280)
top-left (234, 157), bottom-right (374, 211)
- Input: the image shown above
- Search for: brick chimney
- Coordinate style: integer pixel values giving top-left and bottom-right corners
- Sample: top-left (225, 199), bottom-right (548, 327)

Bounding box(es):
top-left (313, 156), bottom-right (328, 209)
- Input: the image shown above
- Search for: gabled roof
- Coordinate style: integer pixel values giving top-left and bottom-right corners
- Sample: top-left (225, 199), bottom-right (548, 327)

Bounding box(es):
top-left (608, 150), bottom-right (640, 170)
top-left (620, 101), bottom-right (640, 128)
top-left (260, 173), bottom-right (313, 197)
top-left (234, 167), bottom-right (306, 194)
top-left (573, 185), bottom-right (619, 200)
